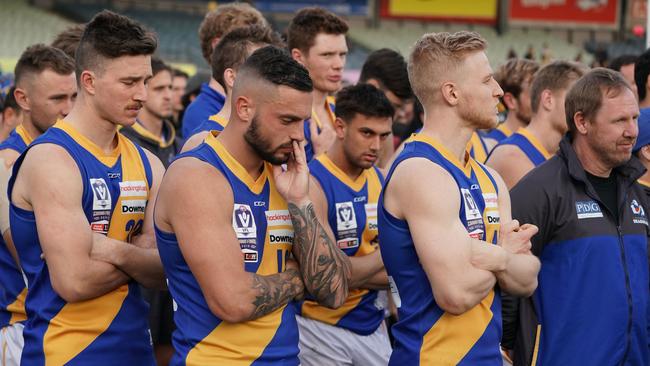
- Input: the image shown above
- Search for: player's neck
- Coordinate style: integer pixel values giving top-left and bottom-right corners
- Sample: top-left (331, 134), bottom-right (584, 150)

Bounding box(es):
top-left (219, 94), bottom-right (232, 120)
top-left (21, 115), bottom-right (43, 141)
top-left (312, 89), bottom-right (329, 113)
top-left (218, 126), bottom-right (265, 180)
top-left (327, 142), bottom-right (364, 180)
top-left (504, 115), bottom-right (526, 133)
top-left (137, 109), bottom-right (164, 138)
top-left (527, 115), bottom-right (562, 154)
top-left (64, 98), bottom-right (119, 153)
top-left (208, 77), bottom-right (226, 96)
top-left (421, 107), bottom-right (474, 162)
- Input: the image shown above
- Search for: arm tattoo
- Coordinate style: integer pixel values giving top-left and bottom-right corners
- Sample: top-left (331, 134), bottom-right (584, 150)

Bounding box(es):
top-left (288, 202), bottom-right (351, 308)
top-left (249, 269), bottom-right (302, 320)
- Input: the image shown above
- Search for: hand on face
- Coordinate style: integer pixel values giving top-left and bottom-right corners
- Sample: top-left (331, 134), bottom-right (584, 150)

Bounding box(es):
top-left (272, 140), bottom-right (310, 206)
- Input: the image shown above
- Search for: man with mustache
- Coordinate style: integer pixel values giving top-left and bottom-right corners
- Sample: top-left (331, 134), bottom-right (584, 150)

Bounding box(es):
top-left (154, 45), bottom-right (351, 365)
top-left (509, 68), bottom-right (649, 365)
top-left (297, 83), bottom-right (394, 365)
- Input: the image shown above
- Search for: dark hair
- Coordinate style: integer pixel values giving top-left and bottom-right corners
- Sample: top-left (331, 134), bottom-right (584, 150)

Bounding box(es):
top-left (335, 83), bottom-right (394, 122)
top-left (172, 68), bottom-right (189, 80)
top-left (76, 10), bottom-right (157, 83)
top-left (565, 68), bottom-right (632, 138)
top-left (635, 49), bottom-right (650, 101)
top-left (494, 58), bottom-right (540, 99)
top-left (530, 60), bottom-right (585, 113)
top-left (608, 54), bottom-right (638, 72)
top-left (51, 23), bottom-right (86, 59)
top-left (198, 3), bottom-right (267, 65)
top-left (237, 45), bottom-right (313, 92)
top-left (287, 7), bottom-right (348, 53)
top-left (1, 87), bottom-right (20, 112)
top-left (211, 25), bottom-right (283, 88)
top-left (359, 48), bottom-right (412, 101)
top-left (14, 44), bottom-right (75, 86)
top-left (151, 57), bottom-right (171, 77)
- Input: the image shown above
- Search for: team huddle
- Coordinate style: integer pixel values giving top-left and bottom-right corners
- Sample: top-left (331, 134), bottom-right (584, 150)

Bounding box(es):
top-left (0, 4), bottom-right (648, 366)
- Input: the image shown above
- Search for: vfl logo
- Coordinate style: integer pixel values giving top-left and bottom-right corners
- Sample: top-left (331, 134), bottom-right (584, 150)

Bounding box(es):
top-left (336, 202), bottom-right (357, 231)
top-left (460, 188), bottom-right (482, 221)
top-left (90, 178), bottom-right (111, 211)
top-left (233, 204), bottom-right (256, 239)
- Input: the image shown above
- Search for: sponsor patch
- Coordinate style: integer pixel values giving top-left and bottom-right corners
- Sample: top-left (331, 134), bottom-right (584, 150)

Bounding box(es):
top-left (119, 181), bottom-right (147, 197)
top-left (468, 228), bottom-right (484, 240)
top-left (265, 210), bottom-right (292, 226)
top-left (269, 229), bottom-right (294, 244)
top-left (91, 220), bottom-right (109, 234)
top-left (121, 199), bottom-right (146, 214)
top-left (483, 193), bottom-right (498, 209)
top-left (233, 204), bottom-right (256, 239)
top-left (242, 249), bottom-right (258, 263)
top-left (575, 200), bottom-right (603, 219)
top-left (365, 203), bottom-right (378, 231)
top-left (337, 238), bottom-right (359, 249)
top-left (90, 178), bottom-right (111, 211)
top-left (485, 210), bottom-right (500, 225)
top-left (353, 196), bottom-right (367, 203)
top-left (630, 199), bottom-right (648, 225)
top-left (461, 188), bottom-right (482, 221)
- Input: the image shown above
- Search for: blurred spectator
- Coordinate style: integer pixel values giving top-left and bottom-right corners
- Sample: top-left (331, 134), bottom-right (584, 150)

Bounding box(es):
top-left (0, 87), bottom-right (22, 142)
top-left (51, 23), bottom-right (85, 59)
top-left (524, 44), bottom-right (535, 60)
top-left (170, 68), bottom-right (188, 132)
top-left (635, 48), bottom-right (650, 108)
top-left (633, 108), bottom-right (650, 199)
top-left (608, 54), bottom-right (638, 98)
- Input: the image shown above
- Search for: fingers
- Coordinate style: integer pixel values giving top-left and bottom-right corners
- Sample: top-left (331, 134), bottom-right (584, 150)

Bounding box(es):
top-left (500, 219), bottom-right (520, 233)
top-left (292, 140), bottom-right (307, 168)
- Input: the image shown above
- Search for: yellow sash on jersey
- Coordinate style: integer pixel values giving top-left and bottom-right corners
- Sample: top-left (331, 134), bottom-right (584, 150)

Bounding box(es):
top-left (517, 128), bottom-right (552, 160)
top-left (466, 131), bottom-right (488, 163)
top-left (7, 288), bottom-right (27, 324)
top-left (208, 114), bottom-right (229, 130)
top-left (186, 133), bottom-right (294, 365)
top-left (15, 124), bottom-right (34, 146)
top-left (42, 120), bottom-right (150, 365)
top-left (301, 155), bottom-right (383, 325)
top-left (311, 96), bottom-right (336, 129)
top-left (497, 123), bottom-right (513, 138)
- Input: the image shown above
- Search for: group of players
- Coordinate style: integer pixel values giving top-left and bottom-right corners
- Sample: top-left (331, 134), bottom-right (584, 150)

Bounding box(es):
top-left (0, 2), bottom-right (648, 366)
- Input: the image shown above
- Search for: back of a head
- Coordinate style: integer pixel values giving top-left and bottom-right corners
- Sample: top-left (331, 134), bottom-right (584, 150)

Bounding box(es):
top-left (76, 10), bottom-right (157, 84)
top-left (408, 31), bottom-right (487, 107)
top-left (211, 24), bottom-right (284, 88)
top-left (335, 83), bottom-right (394, 122)
top-left (14, 43), bottom-right (75, 87)
top-left (234, 46), bottom-right (313, 97)
top-left (565, 68), bottom-right (632, 139)
top-left (530, 60), bottom-right (586, 114)
top-left (287, 7), bottom-right (349, 53)
top-left (51, 23), bottom-right (86, 60)
top-left (199, 3), bottom-right (267, 65)
top-left (359, 48), bottom-right (412, 101)
top-left (2, 86), bottom-right (20, 113)
top-left (494, 58), bottom-right (540, 99)
top-left (635, 49), bottom-right (650, 101)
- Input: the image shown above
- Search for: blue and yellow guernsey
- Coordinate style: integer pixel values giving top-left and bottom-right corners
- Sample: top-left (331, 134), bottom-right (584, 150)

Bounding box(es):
top-left (298, 154), bottom-right (384, 335)
top-left (492, 128), bottom-right (551, 167)
top-left (304, 96), bottom-right (335, 162)
top-left (191, 114), bottom-right (229, 136)
top-left (484, 123), bottom-right (513, 144)
top-left (0, 126), bottom-right (32, 330)
top-left (8, 120), bottom-right (155, 365)
top-left (378, 134), bottom-right (503, 365)
top-left (467, 131), bottom-right (490, 164)
top-left (156, 132), bottom-right (298, 366)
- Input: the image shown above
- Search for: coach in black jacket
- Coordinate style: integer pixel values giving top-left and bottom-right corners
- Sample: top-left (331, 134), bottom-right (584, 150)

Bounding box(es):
top-left (508, 68), bottom-right (649, 365)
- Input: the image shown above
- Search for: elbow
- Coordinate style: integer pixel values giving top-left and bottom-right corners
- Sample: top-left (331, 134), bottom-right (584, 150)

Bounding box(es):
top-left (434, 288), bottom-right (480, 316)
top-left (52, 280), bottom-right (92, 303)
top-left (205, 295), bottom-right (250, 323)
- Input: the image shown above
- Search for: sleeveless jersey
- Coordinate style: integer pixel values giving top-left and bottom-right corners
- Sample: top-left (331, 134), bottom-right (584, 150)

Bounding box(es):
top-left (467, 131), bottom-right (490, 163)
top-left (379, 133), bottom-right (503, 365)
top-left (9, 120), bottom-right (155, 365)
top-left (492, 128), bottom-right (551, 167)
top-left (298, 154), bottom-right (384, 335)
top-left (484, 124), bottom-right (513, 144)
top-left (191, 114), bottom-right (228, 136)
top-left (156, 132), bottom-right (298, 365)
top-left (304, 96), bottom-right (335, 162)
top-left (0, 126), bottom-right (32, 329)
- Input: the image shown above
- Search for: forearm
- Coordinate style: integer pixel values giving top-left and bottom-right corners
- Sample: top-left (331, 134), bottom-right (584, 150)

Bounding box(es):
top-left (289, 201), bottom-right (352, 308)
top-left (107, 240), bottom-right (166, 289)
top-left (59, 260), bottom-right (130, 302)
top-left (349, 251), bottom-right (385, 290)
top-left (244, 268), bottom-right (303, 321)
top-left (356, 269), bottom-right (388, 290)
top-left (496, 253), bottom-right (540, 297)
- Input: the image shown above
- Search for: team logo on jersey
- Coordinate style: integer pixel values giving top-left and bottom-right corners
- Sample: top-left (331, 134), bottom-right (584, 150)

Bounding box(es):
top-left (461, 188), bottom-right (482, 221)
top-left (576, 200), bottom-right (603, 219)
top-left (90, 178), bottom-right (111, 211)
top-left (630, 199), bottom-right (648, 225)
top-left (233, 204), bottom-right (256, 239)
top-left (336, 202), bottom-right (357, 231)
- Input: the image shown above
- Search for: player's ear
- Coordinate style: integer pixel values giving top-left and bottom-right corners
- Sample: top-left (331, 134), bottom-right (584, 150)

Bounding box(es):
top-left (334, 117), bottom-right (346, 139)
top-left (234, 95), bottom-right (253, 123)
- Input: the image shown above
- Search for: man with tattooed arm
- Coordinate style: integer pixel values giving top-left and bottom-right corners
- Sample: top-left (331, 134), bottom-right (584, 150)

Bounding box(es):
top-left (154, 45), bottom-right (351, 365)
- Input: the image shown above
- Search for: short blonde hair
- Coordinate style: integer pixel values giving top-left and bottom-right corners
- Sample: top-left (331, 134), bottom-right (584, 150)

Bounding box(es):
top-left (408, 31), bottom-right (487, 106)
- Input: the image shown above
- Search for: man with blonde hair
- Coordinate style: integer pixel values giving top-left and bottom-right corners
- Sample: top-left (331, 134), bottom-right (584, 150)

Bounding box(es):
top-left (182, 2), bottom-right (267, 137)
top-left (378, 31), bottom-right (540, 365)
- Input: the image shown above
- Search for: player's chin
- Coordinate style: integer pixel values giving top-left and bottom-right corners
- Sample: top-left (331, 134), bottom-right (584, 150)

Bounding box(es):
top-left (117, 117), bottom-right (138, 127)
top-left (267, 152), bottom-right (291, 166)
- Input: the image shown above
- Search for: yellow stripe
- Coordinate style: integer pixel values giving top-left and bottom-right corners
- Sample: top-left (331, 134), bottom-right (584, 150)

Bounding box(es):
top-left (315, 154), bottom-right (368, 191)
top-left (43, 134), bottom-right (149, 365)
top-left (517, 128), bottom-right (552, 160)
top-left (204, 134), bottom-right (269, 194)
top-left (130, 120), bottom-right (176, 148)
top-left (467, 132), bottom-right (488, 163)
top-left (311, 97), bottom-right (336, 129)
top-left (208, 114), bottom-right (229, 129)
top-left (15, 125), bottom-right (33, 145)
top-left (531, 325), bottom-right (541, 366)
top-left (54, 120), bottom-right (120, 167)
top-left (410, 134), bottom-right (472, 178)
top-left (420, 290), bottom-right (496, 365)
top-left (256, 173), bottom-right (292, 276)
top-left (497, 124), bottom-right (513, 137)
top-left (6, 288), bottom-right (26, 324)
